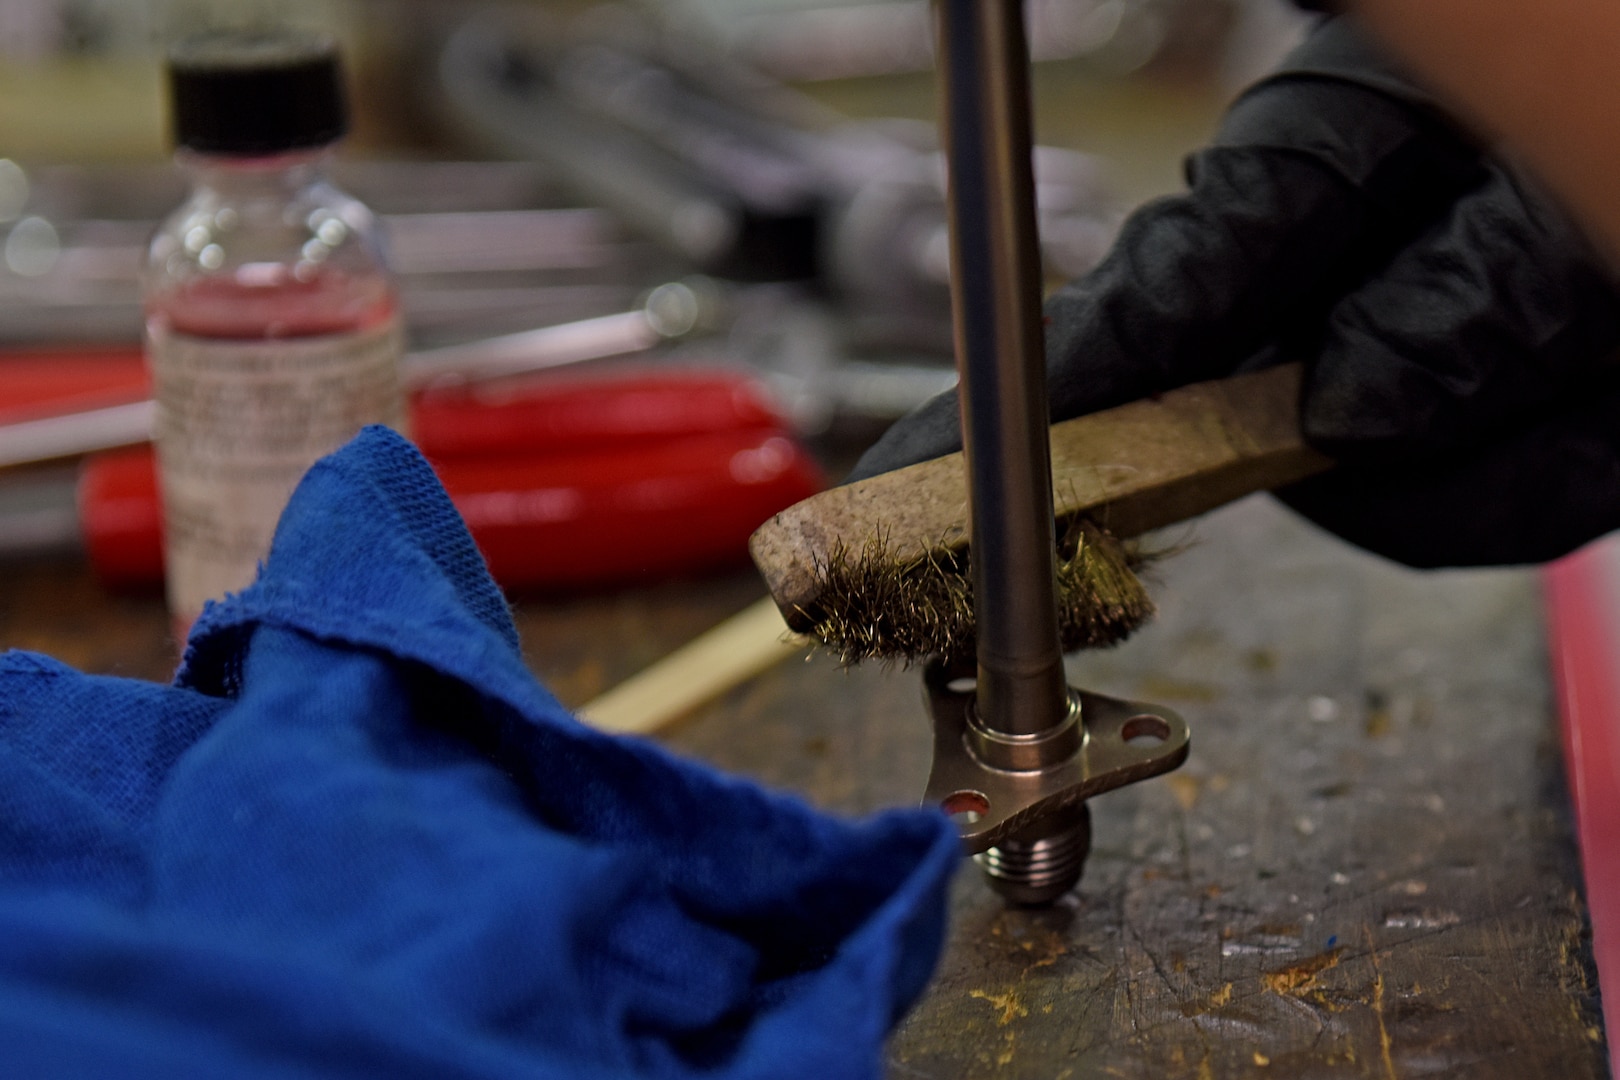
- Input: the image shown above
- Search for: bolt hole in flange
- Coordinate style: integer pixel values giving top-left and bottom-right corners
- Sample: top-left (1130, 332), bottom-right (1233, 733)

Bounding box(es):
top-left (942, 789), bottom-right (989, 826)
top-left (1121, 713), bottom-right (1171, 746)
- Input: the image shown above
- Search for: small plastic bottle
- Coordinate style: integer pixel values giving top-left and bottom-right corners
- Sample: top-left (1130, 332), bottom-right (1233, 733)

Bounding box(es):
top-left (145, 30), bottom-right (404, 637)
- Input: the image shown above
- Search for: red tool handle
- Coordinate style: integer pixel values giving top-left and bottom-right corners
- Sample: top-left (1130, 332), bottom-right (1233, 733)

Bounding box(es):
top-left (0, 347), bottom-right (790, 457)
top-left (0, 348), bottom-right (152, 424)
top-left (80, 430), bottom-right (825, 592)
top-left (410, 366), bottom-right (791, 457)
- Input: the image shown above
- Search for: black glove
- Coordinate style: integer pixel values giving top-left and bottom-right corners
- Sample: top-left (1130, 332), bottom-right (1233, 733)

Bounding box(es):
top-left (848, 15), bottom-right (1620, 568)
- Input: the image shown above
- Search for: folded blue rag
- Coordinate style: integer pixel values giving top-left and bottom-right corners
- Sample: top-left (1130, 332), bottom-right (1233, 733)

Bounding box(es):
top-left (0, 427), bottom-right (959, 1079)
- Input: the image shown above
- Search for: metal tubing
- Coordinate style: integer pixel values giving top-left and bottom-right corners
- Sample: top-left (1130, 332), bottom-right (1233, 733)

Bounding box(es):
top-left (933, 0), bottom-right (1068, 736)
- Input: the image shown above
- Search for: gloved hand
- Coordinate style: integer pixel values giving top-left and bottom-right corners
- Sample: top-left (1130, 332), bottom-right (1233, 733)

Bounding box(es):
top-left (848, 14), bottom-right (1620, 568)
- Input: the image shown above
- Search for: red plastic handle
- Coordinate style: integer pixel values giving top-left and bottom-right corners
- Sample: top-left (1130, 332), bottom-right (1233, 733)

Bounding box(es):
top-left (0, 348), bottom-right (151, 424)
top-left (410, 367), bottom-right (791, 457)
top-left (1, 347), bottom-right (789, 456)
top-left (77, 445), bottom-right (166, 590)
top-left (80, 429), bottom-right (825, 592)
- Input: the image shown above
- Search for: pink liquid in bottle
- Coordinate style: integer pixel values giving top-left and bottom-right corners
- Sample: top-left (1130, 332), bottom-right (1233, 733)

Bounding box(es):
top-left (148, 34), bottom-right (405, 643)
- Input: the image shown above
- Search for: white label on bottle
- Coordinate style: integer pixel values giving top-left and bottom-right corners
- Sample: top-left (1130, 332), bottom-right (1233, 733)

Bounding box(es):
top-left (148, 317), bottom-right (406, 630)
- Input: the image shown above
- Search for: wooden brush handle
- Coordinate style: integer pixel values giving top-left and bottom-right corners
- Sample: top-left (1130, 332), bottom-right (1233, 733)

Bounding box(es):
top-left (749, 362), bottom-right (1333, 628)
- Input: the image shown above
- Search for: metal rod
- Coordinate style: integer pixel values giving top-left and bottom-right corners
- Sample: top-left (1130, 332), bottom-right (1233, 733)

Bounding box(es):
top-left (933, 0), bottom-right (1069, 736)
top-left (0, 290), bottom-right (699, 471)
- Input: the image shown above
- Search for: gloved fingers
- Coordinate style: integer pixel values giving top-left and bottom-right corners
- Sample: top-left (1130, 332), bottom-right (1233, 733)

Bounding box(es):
top-left (1040, 49), bottom-right (1495, 417)
top-left (1299, 166), bottom-right (1620, 464)
top-left (852, 150), bottom-right (1464, 483)
top-left (844, 387), bottom-right (962, 483)
top-left (852, 117), bottom-right (1483, 485)
top-left (1213, 17), bottom-right (1474, 194)
top-left (1277, 380), bottom-right (1620, 567)
top-left (850, 18), bottom-right (1488, 484)
top-left (849, 135), bottom-right (1368, 483)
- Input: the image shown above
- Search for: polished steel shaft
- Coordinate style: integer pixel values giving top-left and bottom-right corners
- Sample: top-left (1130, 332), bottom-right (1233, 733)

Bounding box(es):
top-left (933, 0), bottom-right (1069, 737)
top-left (924, 0), bottom-right (1191, 902)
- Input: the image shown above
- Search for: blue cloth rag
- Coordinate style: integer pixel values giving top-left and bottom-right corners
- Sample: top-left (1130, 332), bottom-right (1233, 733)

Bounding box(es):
top-left (0, 426), bottom-right (959, 1079)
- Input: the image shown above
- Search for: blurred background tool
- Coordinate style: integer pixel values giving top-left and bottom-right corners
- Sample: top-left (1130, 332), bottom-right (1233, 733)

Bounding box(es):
top-left (0, 7), bottom-right (1150, 458)
top-left (0, 156), bottom-right (963, 446)
top-left (0, 277), bottom-right (962, 470)
top-left (0, 363), bottom-right (824, 591)
top-left (0, 279), bottom-right (715, 469)
top-left (432, 8), bottom-right (1122, 351)
top-left (655, 0), bottom-right (1305, 83)
top-left (0, 160), bottom-right (666, 347)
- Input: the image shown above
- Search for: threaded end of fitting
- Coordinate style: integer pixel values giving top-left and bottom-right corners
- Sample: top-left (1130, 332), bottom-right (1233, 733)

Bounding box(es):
top-left (975, 804), bottom-right (1091, 906)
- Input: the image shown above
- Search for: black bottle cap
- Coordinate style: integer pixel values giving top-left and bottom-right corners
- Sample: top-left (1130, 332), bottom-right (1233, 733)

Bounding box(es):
top-left (168, 30), bottom-right (349, 155)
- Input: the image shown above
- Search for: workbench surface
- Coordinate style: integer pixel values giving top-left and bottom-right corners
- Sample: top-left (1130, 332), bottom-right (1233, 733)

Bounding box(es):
top-left (3, 493), bottom-right (1603, 1078)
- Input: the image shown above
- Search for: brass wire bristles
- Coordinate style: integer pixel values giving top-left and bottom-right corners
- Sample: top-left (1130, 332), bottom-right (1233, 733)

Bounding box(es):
top-left (750, 367), bottom-right (1333, 665)
top-left (798, 518), bottom-right (1154, 665)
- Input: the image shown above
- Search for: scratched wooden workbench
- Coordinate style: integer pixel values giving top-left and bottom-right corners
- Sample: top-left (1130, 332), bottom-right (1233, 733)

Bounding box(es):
top-left (1, 491), bottom-right (1602, 1077)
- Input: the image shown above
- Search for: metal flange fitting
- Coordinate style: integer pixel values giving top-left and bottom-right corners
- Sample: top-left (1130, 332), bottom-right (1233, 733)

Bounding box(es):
top-left (922, 660), bottom-right (1190, 904)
